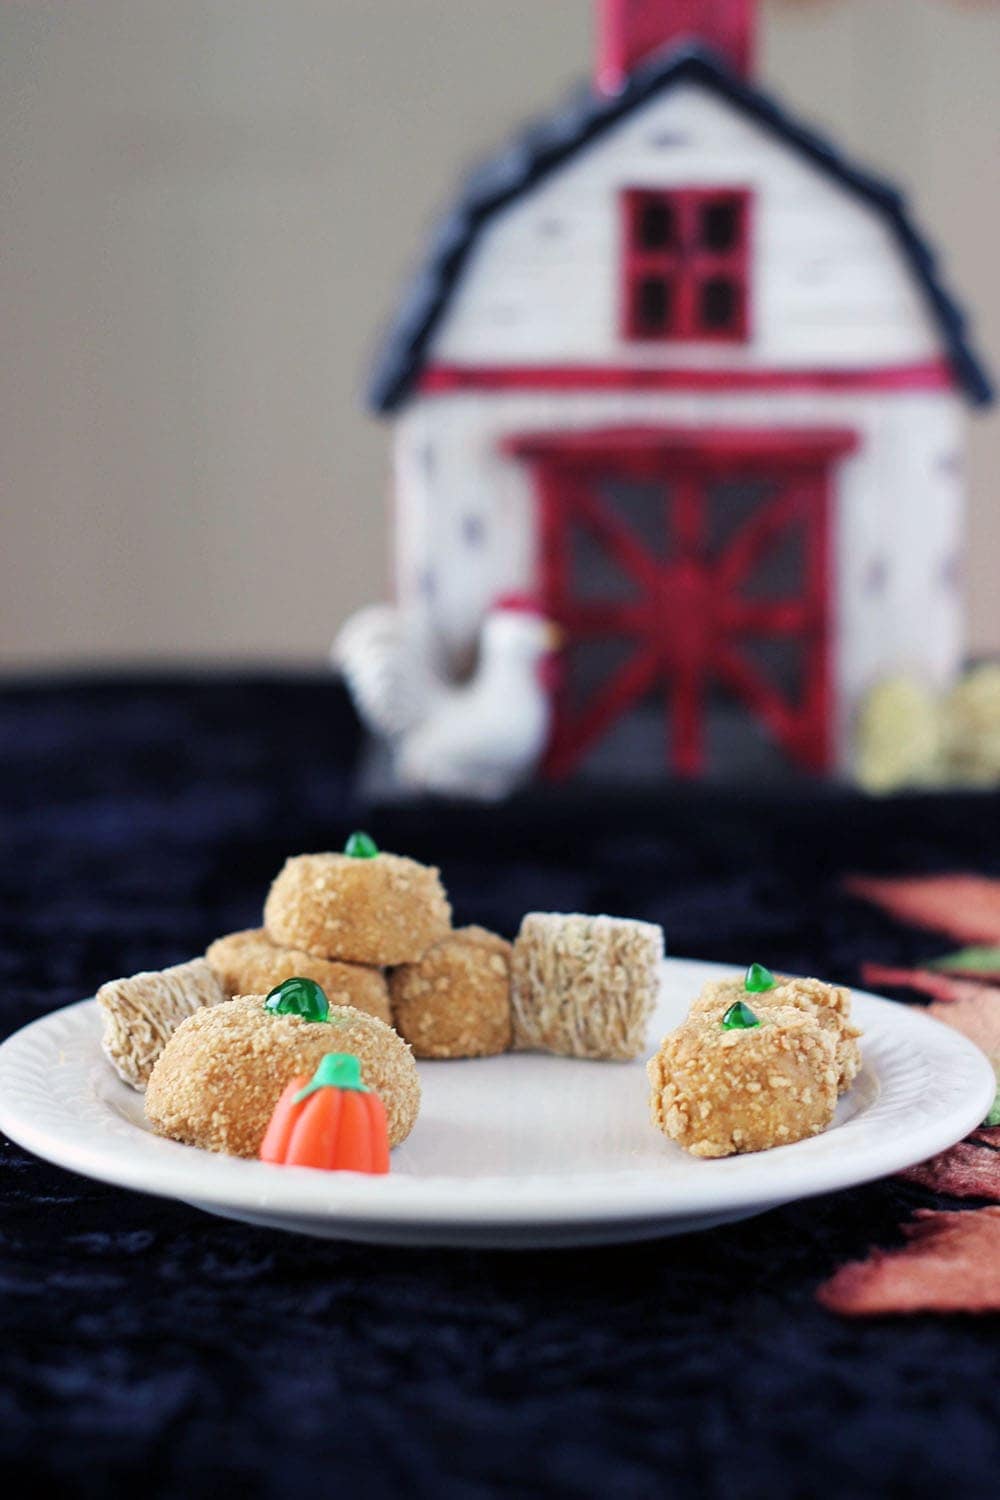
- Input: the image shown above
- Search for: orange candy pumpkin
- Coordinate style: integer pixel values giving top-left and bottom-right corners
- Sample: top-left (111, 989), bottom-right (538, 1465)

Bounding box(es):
top-left (259, 1052), bottom-right (390, 1174)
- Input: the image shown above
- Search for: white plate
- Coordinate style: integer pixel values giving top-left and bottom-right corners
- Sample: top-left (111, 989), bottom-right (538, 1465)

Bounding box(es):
top-left (0, 959), bottom-right (994, 1247)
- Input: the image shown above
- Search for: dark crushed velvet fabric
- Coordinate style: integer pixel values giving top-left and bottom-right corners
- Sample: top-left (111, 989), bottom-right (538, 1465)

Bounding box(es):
top-left (2, 674), bottom-right (999, 1499)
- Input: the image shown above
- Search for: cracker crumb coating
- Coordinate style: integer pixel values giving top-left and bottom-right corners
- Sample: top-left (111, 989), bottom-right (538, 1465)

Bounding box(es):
top-left (206, 928), bottom-right (391, 1024)
top-left (389, 926), bottom-right (512, 1058)
top-left (647, 1006), bottom-right (838, 1158)
top-left (264, 851), bottom-right (451, 966)
top-left (144, 995), bottom-right (420, 1156)
top-left (689, 974), bottom-right (862, 1094)
top-left (511, 912), bottom-right (664, 1060)
top-left (98, 957), bottom-right (226, 1090)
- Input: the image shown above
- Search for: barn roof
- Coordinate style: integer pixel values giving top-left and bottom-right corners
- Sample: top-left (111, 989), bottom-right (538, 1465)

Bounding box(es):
top-left (367, 48), bottom-right (993, 413)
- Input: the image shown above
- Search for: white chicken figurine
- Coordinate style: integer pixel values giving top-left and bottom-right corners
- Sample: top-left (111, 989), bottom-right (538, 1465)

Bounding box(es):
top-left (333, 596), bottom-right (562, 799)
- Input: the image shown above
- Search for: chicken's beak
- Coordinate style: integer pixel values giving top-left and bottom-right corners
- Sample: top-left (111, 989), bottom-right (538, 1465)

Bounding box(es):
top-left (544, 621), bottom-right (567, 651)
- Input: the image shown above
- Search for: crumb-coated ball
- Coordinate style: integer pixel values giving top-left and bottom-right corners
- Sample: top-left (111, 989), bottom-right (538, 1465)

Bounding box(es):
top-left (145, 994), bottom-right (420, 1157)
top-left (689, 974), bottom-right (861, 1094)
top-left (389, 926), bottom-right (512, 1059)
top-left (205, 928), bottom-right (391, 1024)
top-left (647, 1007), bottom-right (838, 1158)
top-left (264, 851), bottom-right (452, 966)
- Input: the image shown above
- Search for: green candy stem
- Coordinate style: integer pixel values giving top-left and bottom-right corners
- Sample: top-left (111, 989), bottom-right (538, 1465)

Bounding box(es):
top-left (264, 976), bottom-right (330, 1023)
top-left (745, 962), bottom-right (776, 994)
top-left (293, 1052), bottom-right (371, 1103)
top-left (722, 1000), bottom-right (761, 1031)
top-left (344, 831), bottom-right (379, 859)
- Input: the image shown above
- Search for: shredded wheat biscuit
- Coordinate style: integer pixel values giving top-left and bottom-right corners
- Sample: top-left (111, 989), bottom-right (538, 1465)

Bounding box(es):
top-left (511, 912), bottom-right (663, 1060)
top-left (97, 957), bottom-right (225, 1090)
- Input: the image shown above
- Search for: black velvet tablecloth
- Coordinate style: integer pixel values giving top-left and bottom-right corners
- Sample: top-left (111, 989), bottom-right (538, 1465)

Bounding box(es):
top-left (3, 674), bottom-right (999, 1498)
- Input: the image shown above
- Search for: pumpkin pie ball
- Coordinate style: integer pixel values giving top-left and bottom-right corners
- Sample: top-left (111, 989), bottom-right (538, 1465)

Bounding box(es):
top-left (689, 973), bottom-right (861, 1094)
top-left (389, 926), bottom-right (512, 1059)
top-left (145, 995), bottom-right (420, 1157)
top-left (205, 928), bottom-right (391, 1024)
top-left (647, 1006), bottom-right (838, 1159)
top-left (264, 851), bottom-right (451, 967)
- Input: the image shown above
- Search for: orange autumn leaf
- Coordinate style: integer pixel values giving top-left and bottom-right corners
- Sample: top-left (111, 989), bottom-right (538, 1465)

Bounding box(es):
top-left (862, 965), bottom-right (1000, 1115)
top-left (899, 1142), bottom-right (1000, 1201)
top-left (845, 875), bottom-right (1000, 944)
top-left (817, 1207), bottom-right (1000, 1315)
top-left (926, 990), bottom-right (1000, 1126)
top-left (927, 990), bottom-right (1000, 1059)
top-left (860, 963), bottom-right (980, 1005)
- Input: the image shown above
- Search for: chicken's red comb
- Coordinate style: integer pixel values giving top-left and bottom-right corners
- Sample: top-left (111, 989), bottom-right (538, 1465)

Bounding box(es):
top-left (491, 593), bottom-right (546, 616)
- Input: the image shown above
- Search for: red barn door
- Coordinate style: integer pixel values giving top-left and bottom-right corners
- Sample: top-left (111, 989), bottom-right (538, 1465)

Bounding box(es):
top-left (508, 427), bottom-right (857, 779)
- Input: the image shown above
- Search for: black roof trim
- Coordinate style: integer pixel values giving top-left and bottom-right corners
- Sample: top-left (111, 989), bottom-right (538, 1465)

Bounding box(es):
top-left (367, 48), bottom-right (992, 413)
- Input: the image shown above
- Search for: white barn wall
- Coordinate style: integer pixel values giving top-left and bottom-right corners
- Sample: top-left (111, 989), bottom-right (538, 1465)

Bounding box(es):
top-left (2, 2), bottom-right (995, 669)
top-left (395, 388), bottom-right (965, 770)
top-left (431, 82), bottom-right (944, 373)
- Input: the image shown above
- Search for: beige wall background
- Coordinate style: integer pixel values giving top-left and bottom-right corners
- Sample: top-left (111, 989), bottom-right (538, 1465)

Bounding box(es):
top-left (2, 0), bottom-right (998, 669)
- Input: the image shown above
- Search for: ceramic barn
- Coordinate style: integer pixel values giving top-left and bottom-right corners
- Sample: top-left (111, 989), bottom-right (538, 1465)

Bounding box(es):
top-left (337, 0), bottom-right (992, 793)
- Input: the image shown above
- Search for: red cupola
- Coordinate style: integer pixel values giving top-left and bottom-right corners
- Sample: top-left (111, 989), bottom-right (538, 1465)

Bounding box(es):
top-left (596, 0), bottom-right (757, 94)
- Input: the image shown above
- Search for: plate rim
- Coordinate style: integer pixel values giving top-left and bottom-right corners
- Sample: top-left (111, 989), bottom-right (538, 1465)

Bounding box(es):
top-left (0, 958), bottom-right (994, 1234)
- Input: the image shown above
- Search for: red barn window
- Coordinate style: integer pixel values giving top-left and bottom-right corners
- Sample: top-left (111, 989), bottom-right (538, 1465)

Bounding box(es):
top-left (622, 188), bottom-right (751, 342)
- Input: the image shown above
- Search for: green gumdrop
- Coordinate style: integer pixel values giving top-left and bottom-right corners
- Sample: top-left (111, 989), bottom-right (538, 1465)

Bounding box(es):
top-left (722, 1000), bottom-right (761, 1031)
top-left (264, 976), bottom-right (329, 1023)
top-left (292, 1051), bottom-right (371, 1103)
top-left (745, 962), bottom-right (776, 993)
top-left (344, 831), bottom-right (379, 859)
